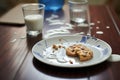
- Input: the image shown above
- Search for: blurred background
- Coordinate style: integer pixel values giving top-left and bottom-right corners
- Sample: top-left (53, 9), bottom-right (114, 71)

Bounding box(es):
top-left (0, 0), bottom-right (120, 17)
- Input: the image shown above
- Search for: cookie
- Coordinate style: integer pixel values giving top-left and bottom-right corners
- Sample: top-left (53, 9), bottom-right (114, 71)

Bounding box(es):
top-left (66, 44), bottom-right (93, 61)
top-left (77, 49), bottom-right (93, 61)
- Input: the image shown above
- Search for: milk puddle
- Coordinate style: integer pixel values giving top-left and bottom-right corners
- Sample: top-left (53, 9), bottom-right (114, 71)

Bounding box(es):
top-left (108, 54), bottom-right (120, 62)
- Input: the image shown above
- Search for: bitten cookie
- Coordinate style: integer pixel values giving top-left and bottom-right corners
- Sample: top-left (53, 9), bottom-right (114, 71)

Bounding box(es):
top-left (66, 44), bottom-right (93, 61)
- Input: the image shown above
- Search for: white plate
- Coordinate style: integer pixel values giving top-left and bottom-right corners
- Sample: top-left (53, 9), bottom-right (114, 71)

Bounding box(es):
top-left (32, 35), bottom-right (112, 68)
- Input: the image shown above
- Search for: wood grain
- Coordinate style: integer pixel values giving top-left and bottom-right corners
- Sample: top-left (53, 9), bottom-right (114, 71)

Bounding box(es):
top-left (0, 5), bottom-right (120, 80)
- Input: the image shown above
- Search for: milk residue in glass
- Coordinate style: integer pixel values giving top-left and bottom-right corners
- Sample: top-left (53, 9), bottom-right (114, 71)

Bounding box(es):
top-left (70, 9), bottom-right (86, 23)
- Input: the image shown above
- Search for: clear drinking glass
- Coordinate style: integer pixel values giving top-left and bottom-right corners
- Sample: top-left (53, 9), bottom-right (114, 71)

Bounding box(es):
top-left (22, 3), bottom-right (45, 37)
top-left (68, 0), bottom-right (91, 35)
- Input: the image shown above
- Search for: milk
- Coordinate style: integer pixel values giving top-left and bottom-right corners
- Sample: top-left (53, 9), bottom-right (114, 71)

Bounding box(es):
top-left (25, 14), bottom-right (43, 32)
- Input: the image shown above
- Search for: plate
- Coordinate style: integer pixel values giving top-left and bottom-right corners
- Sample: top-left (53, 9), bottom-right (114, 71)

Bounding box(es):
top-left (32, 35), bottom-right (112, 68)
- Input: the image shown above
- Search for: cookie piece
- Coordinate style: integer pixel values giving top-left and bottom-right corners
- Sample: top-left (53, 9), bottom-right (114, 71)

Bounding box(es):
top-left (66, 47), bottom-right (77, 57)
top-left (66, 44), bottom-right (80, 56)
top-left (66, 44), bottom-right (93, 61)
top-left (77, 49), bottom-right (93, 61)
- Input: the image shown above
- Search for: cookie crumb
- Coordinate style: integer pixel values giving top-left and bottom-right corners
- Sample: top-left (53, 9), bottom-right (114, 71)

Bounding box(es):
top-left (97, 21), bottom-right (101, 23)
top-left (52, 44), bottom-right (58, 50)
top-left (69, 60), bottom-right (73, 64)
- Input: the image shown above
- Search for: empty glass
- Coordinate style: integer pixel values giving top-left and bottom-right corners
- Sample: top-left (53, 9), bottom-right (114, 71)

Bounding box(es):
top-left (68, 0), bottom-right (91, 35)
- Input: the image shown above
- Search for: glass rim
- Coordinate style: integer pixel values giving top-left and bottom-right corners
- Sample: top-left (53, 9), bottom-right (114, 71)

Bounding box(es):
top-left (68, 0), bottom-right (88, 4)
top-left (22, 3), bottom-right (45, 10)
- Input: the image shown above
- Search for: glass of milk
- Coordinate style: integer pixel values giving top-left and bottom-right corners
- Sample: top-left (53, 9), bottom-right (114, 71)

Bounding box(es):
top-left (22, 3), bottom-right (45, 37)
top-left (68, 0), bottom-right (91, 36)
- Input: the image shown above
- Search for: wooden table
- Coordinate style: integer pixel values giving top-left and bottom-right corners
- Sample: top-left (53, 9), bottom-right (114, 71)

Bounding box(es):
top-left (0, 5), bottom-right (120, 80)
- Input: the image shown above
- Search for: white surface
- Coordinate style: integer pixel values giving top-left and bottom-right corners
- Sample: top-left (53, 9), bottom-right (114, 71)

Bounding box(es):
top-left (108, 54), bottom-right (120, 62)
top-left (32, 35), bottom-right (112, 68)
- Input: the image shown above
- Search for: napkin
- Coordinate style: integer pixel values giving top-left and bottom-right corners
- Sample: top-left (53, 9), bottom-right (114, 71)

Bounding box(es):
top-left (0, 4), bottom-right (25, 25)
